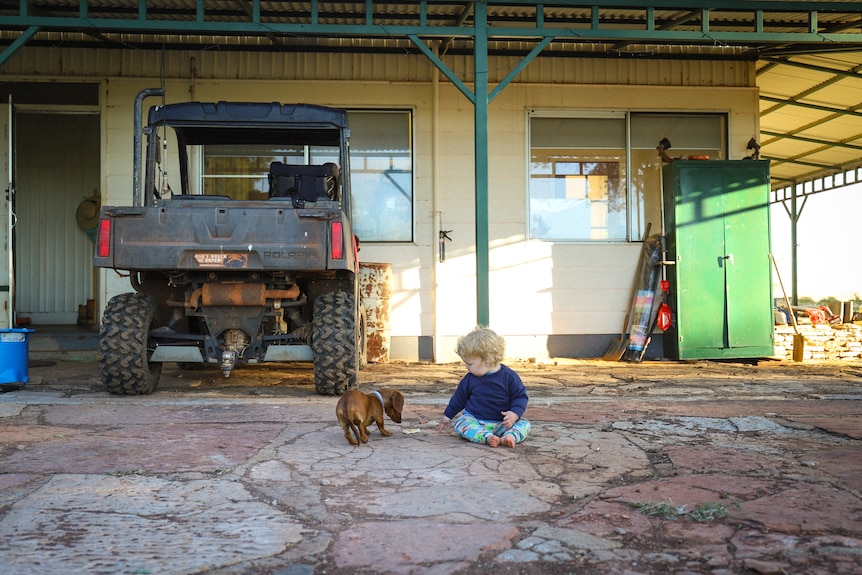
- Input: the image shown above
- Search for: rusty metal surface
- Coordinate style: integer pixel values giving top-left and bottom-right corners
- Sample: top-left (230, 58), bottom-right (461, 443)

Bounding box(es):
top-left (359, 262), bottom-right (392, 363)
top-left (192, 283), bottom-right (300, 307)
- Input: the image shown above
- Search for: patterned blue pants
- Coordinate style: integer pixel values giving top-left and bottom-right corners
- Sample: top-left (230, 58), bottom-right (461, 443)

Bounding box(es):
top-left (452, 411), bottom-right (531, 444)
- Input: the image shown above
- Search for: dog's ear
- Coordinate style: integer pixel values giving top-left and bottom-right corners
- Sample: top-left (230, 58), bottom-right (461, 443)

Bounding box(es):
top-left (392, 390), bottom-right (405, 413)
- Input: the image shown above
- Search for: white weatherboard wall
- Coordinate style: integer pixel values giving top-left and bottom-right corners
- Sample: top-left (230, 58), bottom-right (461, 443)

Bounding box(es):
top-left (100, 77), bottom-right (759, 362)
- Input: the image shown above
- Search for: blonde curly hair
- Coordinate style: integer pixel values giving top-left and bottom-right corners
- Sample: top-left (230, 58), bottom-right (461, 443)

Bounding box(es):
top-left (455, 326), bottom-right (506, 366)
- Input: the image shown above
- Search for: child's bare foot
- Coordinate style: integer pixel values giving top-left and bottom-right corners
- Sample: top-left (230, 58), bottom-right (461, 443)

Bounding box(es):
top-left (500, 434), bottom-right (516, 448)
top-left (486, 434), bottom-right (500, 447)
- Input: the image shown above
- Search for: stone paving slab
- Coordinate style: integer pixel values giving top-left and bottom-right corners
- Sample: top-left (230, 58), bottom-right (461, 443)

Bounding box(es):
top-left (332, 521), bottom-right (518, 574)
top-left (0, 475), bottom-right (306, 575)
top-left (0, 359), bottom-right (860, 574)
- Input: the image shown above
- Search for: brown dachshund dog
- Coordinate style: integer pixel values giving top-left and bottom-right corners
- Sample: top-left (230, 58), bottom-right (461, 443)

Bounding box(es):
top-left (336, 389), bottom-right (404, 446)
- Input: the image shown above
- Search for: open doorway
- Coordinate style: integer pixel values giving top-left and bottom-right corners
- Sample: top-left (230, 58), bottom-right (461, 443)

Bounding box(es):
top-left (0, 83), bottom-right (100, 330)
top-left (15, 111), bottom-right (100, 326)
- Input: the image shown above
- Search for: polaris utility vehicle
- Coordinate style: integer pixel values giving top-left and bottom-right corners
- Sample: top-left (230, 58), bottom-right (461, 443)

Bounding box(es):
top-left (94, 89), bottom-right (366, 396)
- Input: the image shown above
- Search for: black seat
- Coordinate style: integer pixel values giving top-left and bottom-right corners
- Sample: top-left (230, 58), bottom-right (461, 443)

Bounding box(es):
top-left (268, 162), bottom-right (340, 207)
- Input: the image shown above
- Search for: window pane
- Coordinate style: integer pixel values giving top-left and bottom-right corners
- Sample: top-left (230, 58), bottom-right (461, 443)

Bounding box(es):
top-left (529, 112), bottom-right (726, 242)
top-left (203, 176), bottom-right (268, 198)
top-left (532, 117), bottom-right (626, 148)
top-left (629, 113), bottom-right (726, 239)
top-left (630, 114), bottom-right (725, 151)
top-left (201, 144), bottom-right (335, 200)
top-left (348, 111), bottom-right (413, 242)
top-left (530, 116), bottom-right (627, 241)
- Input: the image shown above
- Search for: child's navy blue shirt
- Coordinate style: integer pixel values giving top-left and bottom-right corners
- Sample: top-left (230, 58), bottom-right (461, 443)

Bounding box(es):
top-left (443, 364), bottom-right (529, 421)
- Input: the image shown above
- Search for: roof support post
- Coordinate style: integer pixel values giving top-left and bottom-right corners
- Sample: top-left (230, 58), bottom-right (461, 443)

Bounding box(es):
top-left (790, 182), bottom-right (801, 304)
top-left (410, 8), bottom-right (553, 328)
top-left (474, 1), bottom-right (490, 327)
top-left (779, 180), bottom-right (807, 305)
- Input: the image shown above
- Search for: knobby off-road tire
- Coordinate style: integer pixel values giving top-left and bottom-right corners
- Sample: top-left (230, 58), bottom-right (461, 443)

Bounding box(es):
top-left (99, 293), bottom-right (163, 395)
top-left (312, 290), bottom-right (359, 396)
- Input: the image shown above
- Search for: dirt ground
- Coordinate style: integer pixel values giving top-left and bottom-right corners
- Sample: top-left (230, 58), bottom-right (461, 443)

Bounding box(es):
top-left (26, 356), bottom-right (862, 400)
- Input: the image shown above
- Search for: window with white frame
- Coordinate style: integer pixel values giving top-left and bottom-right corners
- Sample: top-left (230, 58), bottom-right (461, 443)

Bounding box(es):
top-left (529, 112), bottom-right (726, 241)
top-left (348, 110), bottom-right (414, 243)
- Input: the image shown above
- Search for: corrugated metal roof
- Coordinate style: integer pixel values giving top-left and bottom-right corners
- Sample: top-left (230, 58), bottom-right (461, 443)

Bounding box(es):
top-left (2, 1), bottom-right (862, 191)
top-left (757, 51), bottom-right (862, 192)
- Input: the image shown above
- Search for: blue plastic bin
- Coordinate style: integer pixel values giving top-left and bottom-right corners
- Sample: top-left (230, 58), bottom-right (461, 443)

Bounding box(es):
top-left (0, 328), bottom-right (35, 385)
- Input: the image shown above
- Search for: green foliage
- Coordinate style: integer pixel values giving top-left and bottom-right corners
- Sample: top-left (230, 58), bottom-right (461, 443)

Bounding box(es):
top-left (797, 294), bottom-right (861, 311)
top-left (629, 500), bottom-right (683, 520)
top-left (629, 500), bottom-right (730, 522)
top-left (109, 468), bottom-right (147, 477)
top-left (688, 502), bottom-right (728, 523)
top-left (816, 294), bottom-right (862, 306)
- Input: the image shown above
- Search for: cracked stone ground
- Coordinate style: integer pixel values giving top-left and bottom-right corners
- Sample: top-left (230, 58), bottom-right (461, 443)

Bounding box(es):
top-left (0, 358), bottom-right (860, 574)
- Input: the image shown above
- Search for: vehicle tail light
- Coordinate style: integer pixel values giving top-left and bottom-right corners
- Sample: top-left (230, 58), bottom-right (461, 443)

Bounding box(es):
top-left (331, 221), bottom-right (344, 259)
top-left (96, 219), bottom-right (112, 258)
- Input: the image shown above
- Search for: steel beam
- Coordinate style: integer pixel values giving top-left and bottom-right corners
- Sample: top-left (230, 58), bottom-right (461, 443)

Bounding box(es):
top-left (0, 26), bottom-right (39, 68)
top-left (3, 2), bottom-right (862, 46)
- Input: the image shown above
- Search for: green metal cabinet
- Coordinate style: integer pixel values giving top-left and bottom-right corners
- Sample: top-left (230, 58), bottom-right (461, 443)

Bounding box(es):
top-left (662, 160), bottom-right (774, 360)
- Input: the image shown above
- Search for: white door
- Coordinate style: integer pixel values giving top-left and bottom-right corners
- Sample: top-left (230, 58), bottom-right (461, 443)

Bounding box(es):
top-left (0, 99), bottom-right (12, 329)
